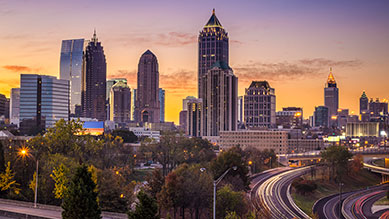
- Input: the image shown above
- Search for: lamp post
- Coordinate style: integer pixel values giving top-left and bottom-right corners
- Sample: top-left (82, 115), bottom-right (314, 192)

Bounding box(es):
top-left (18, 147), bottom-right (39, 208)
top-left (200, 166), bottom-right (237, 219)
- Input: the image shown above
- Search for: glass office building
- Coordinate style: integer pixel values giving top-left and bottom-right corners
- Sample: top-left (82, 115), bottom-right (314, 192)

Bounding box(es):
top-left (20, 74), bottom-right (69, 132)
top-left (60, 39), bottom-right (88, 116)
top-left (159, 88), bottom-right (165, 122)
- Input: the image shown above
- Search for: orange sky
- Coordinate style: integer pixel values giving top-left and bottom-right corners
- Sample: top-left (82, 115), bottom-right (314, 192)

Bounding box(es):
top-left (0, 0), bottom-right (388, 123)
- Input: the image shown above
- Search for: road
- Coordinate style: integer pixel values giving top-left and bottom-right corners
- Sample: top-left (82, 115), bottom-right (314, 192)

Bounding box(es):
top-left (342, 185), bottom-right (389, 219)
top-left (0, 198), bottom-right (126, 219)
top-left (252, 166), bottom-right (313, 219)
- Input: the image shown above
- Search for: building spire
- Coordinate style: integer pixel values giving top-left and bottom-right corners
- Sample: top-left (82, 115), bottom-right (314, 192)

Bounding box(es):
top-left (213, 8), bottom-right (215, 15)
top-left (92, 28), bottom-right (98, 43)
top-left (327, 67), bottom-right (336, 85)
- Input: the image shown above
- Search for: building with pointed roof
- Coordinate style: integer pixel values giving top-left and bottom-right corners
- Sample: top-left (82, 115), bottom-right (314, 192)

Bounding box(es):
top-left (360, 91), bottom-right (369, 117)
top-left (134, 50), bottom-right (160, 124)
top-left (198, 9), bottom-right (229, 100)
top-left (82, 30), bottom-right (107, 121)
top-left (324, 68), bottom-right (339, 125)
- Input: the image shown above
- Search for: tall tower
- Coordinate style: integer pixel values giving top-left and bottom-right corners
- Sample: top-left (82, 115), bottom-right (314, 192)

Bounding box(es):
top-left (202, 61), bottom-right (237, 136)
top-left (82, 30), bottom-right (107, 121)
top-left (359, 91), bottom-right (369, 114)
top-left (324, 68), bottom-right (339, 120)
top-left (198, 9), bottom-right (229, 99)
top-left (110, 81), bottom-right (131, 123)
top-left (60, 39), bottom-right (88, 117)
top-left (134, 50), bottom-right (160, 124)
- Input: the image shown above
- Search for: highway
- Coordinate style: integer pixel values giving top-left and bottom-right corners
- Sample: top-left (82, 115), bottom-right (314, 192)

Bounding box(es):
top-left (252, 166), bottom-right (313, 219)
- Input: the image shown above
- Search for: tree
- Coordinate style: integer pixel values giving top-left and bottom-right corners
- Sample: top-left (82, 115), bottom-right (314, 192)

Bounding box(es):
top-left (128, 190), bottom-right (159, 219)
top-left (320, 146), bottom-right (353, 182)
top-left (225, 211), bottom-right (241, 219)
top-left (112, 129), bottom-right (138, 143)
top-left (211, 147), bottom-right (250, 191)
top-left (146, 169), bottom-right (165, 199)
top-left (62, 165), bottom-right (101, 219)
top-left (0, 142), bottom-right (5, 173)
top-left (0, 162), bottom-right (20, 196)
top-left (216, 185), bottom-right (249, 219)
top-left (349, 154), bottom-right (363, 175)
top-left (50, 164), bottom-right (70, 199)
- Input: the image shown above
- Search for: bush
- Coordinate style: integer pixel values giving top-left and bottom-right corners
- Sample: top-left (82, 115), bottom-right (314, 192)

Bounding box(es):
top-left (292, 178), bottom-right (317, 195)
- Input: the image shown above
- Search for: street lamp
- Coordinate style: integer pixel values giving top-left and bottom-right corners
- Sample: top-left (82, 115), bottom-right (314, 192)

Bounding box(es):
top-left (201, 166), bottom-right (237, 219)
top-left (18, 147), bottom-right (39, 208)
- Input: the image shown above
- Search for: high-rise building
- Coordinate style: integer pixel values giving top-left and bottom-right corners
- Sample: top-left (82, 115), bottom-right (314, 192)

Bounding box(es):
top-left (106, 78), bottom-right (127, 101)
top-left (360, 91), bottom-right (370, 122)
top-left (369, 98), bottom-right (388, 120)
top-left (159, 88), bottom-right (165, 122)
top-left (5, 98), bottom-right (9, 119)
top-left (179, 110), bottom-right (188, 133)
top-left (238, 96), bottom-right (243, 125)
top-left (10, 88), bottom-right (20, 125)
top-left (19, 74), bottom-right (69, 133)
top-left (0, 94), bottom-right (6, 118)
top-left (198, 9), bottom-right (229, 99)
top-left (131, 89), bottom-right (137, 121)
top-left (314, 106), bottom-right (329, 127)
top-left (60, 39), bottom-right (88, 117)
top-left (187, 98), bottom-right (203, 137)
top-left (182, 96), bottom-right (196, 111)
top-left (134, 50), bottom-right (160, 124)
top-left (82, 31), bottom-right (107, 121)
top-left (201, 61), bottom-right (237, 136)
top-left (244, 81), bottom-right (276, 128)
top-left (324, 68), bottom-right (339, 120)
top-left (109, 81), bottom-right (131, 123)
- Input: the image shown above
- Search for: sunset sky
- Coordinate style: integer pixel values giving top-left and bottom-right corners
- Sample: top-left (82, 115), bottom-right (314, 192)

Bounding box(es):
top-left (1, 0), bottom-right (388, 123)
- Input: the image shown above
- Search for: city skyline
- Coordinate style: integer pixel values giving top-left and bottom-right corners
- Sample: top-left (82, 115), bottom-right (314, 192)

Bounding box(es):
top-left (1, 0), bottom-right (389, 123)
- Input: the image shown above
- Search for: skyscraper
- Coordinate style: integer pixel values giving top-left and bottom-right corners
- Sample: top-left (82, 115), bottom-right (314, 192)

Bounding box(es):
top-left (134, 50), bottom-right (160, 124)
top-left (60, 39), bottom-right (88, 117)
top-left (359, 91), bottom-right (369, 114)
top-left (201, 61), bottom-right (237, 136)
top-left (159, 88), bottom-right (165, 122)
top-left (109, 81), bottom-right (131, 123)
top-left (238, 96), bottom-right (243, 125)
top-left (314, 106), bottom-right (329, 127)
top-left (106, 78), bottom-right (127, 101)
top-left (10, 88), bottom-right (20, 125)
top-left (82, 31), bottom-right (107, 121)
top-left (244, 81), bottom-right (276, 128)
top-left (198, 9), bottom-right (229, 99)
top-left (0, 94), bottom-right (6, 118)
top-left (187, 98), bottom-right (203, 137)
top-left (19, 74), bottom-right (69, 133)
top-left (131, 89), bottom-right (137, 121)
top-left (324, 68), bottom-right (339, 120)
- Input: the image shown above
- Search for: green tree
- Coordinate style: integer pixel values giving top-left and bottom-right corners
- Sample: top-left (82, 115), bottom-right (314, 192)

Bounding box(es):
top-left (211, 147), bottom-right (250, 191)
top-left (112, 129), bottom-right (138, 143)
top-left (62, 165), bottom-right (101, 219)
top-left (50, 164), bottom-right (69, 199)
top-left (216, 185), bottom-right (249, 219)
top-left (225, 211), bottom-right (241, 219)
top-left (0, 162), bottom-right (20, 196)
top-left (320, 145), bottom-right (353, 181)
top-left (128, 190), bottom-right (159, 219)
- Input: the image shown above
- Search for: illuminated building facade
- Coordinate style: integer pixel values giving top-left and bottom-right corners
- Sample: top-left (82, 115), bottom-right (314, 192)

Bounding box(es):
top-left (10, 88), bottom-right (20, 126)
top-left (276, 107), bottom-right (303, 128)
top-left (198, 9), bottom-right (229, 99)
top-left (324, 68), bottom-right (339, 121)
top-left (187, 98), bottom-right (203, 137)
top-left (159, 88), bottom-right (165, 122)
top-left (134, 50), bottom-right (160, 124)
top-left (82, 31), bottom-right (107, 121)
top-left (201, 61), bottom-right (237, 136)
top-left (244, 81), bottom-right (276, 128)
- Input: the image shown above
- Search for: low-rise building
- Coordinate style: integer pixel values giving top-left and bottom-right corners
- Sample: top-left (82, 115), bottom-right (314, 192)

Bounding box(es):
top-left (129, 127), bottom-right (160, 142)
top-left (287, 138), bottom-right (324, 153)
top-left (219, 130), bottom-right (288, 154)
top-left (346, 122), bottom-right (379, 137)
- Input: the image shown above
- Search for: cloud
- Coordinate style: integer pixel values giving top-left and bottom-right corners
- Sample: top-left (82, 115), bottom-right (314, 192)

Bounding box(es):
top-left (117, 32), bottom-right (197, 47)
top-left (233, 58), bottom-right (362, 83)
top-left (160, 70), bottom-right (197, 93)
top-left (108, 70), bottom-right (137, 86)
top-left (2, 65), bottom-right (40, 73)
